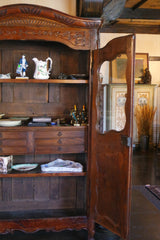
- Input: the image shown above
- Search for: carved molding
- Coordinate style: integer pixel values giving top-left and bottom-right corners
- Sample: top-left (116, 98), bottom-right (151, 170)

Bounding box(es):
top-left (0, 16), bottom-right (66, 28)
top-left (20, 6), bottom-right (41, 15)
top-left (0, 9), bottom-right (7, 17)
top-left (0, 4), bottom-right (99, 49)
top-left (0, 28), bottom-right (89, 48)
top-left (0, 216), bottom-right (87, 234)
top-left (0, 4), bottom-right (101, 29)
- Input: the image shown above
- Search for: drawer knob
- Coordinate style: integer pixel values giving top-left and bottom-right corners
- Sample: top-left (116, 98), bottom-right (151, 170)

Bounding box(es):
top-left (58, 146), bottom-right (62, 151)
top-left (58, 139), bottom-right (62, 144)
top-left (58, 132), bottom-right (62, 136)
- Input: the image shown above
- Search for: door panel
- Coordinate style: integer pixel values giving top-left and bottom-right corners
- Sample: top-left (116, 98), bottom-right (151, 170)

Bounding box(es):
top-left (89, 35), bottom-right (135, 239)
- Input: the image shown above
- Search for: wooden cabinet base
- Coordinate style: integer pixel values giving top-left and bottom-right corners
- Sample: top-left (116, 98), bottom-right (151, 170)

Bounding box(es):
top-left (0, 215), bottom-right (87, 233)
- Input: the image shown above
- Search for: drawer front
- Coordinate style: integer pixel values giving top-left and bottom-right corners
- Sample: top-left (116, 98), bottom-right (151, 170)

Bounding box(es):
top-left (34, 130), bottom-right (85, 139)
top-left (35, 128), bottom-right (87, 154)
top-left (0, 131), bottom-right (32, 155)
top-left (0, 128), bottom-right (87, 155)
top-left (0, 146), bottom-right (28, 155)
top-left (0, 132), bottom-right (27, 139)
top-left (35, 144), bottom-right (85, 154)
top-left (35, 137), bottom-right (85, 146)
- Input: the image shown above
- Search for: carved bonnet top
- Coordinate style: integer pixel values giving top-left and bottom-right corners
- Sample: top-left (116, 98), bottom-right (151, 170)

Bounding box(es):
top-left (0, 4), bottom-right (101, 49)
top-left (0, 4), bottom-right (101, 28)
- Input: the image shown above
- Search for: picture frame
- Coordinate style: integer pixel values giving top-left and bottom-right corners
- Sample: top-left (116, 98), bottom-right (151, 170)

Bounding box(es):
top-left (110, 53), bottom-right (149, 83)
top-left (135, 53), bottom-right (149, 83)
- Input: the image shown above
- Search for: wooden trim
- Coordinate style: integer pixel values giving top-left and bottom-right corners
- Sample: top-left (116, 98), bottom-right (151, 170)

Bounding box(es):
top-left (100, 23), bottom-right (160, 34)
top-left (120, 8), bottom-right (160, 20)
top-left (0, 216), bottom-right (87, 233)
top-left (0, 126), bottom-right (87, 131)
top-left (0, 4), bottom-right (101, 50)
top-left (149, 56), bottom-right (160, 61)
top-left (0, 172), bottom-right (87, 178)
top-left (0, 4), bottom-right (101, 29)
top-left (0, 79), bottom-right (89, 84)
top-left (132, 0), bottom-right (148, 10)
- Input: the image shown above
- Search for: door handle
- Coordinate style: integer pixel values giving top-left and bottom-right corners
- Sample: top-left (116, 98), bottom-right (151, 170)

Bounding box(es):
top-left (121, 135), bottom-right (132, 147)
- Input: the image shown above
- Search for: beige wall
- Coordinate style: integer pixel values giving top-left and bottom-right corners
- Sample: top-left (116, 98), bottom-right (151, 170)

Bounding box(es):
top-left (100, 33), bottom-right (160, 84)
top-left (0, 0), bottom-right (76, 15)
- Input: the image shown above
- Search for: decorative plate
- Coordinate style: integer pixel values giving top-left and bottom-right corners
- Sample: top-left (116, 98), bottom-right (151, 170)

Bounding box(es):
top-left (9, 117), bottom-right (29, 121)
top-left (0, 113), bottom-right (5, 119)
top-left (0, 119), bottom-right (21, 127)
top-left (12, 163), bottom-right (38, 172)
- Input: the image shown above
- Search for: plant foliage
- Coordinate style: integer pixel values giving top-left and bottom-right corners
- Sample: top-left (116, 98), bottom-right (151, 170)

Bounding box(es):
top-left (135, 104), bottom-right (157, 139)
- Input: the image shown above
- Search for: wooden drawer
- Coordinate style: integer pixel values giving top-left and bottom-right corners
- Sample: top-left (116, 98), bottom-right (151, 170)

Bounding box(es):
top-left (0, 127), bottom-right (87, 155)
top-left (0, 132), bottom-right (27, 139)
top-left (35, 144), bottom-right (85, 154)
top-left (34, 130), bottom-right (85, 138)
top-left (35, 137), bottom-right (85, 145)
top-left (35, 128), bottom-right (87, 154)
top-left (0, 131), bottom-right (28, 155)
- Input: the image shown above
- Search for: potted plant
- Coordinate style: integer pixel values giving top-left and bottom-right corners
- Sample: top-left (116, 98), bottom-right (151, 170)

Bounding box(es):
top-left (135, 104), bottom-right (157, 151)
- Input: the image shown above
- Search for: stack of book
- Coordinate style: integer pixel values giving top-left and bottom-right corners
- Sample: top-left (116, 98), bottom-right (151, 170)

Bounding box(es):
top-left (28, 117), bottom-right (52, 126)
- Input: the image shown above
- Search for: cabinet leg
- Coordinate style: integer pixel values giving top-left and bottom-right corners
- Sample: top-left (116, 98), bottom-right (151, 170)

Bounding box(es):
top-left (88, 219), bottom-right (95, 240)
top-left (88, 236), bottom-right (95, 240)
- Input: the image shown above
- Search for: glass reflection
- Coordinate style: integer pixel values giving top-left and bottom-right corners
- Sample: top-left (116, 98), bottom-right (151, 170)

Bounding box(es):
top-left (97, 55), bottom-right (128, 134)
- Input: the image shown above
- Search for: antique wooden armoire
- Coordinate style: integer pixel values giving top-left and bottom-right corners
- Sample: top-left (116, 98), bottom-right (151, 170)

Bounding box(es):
top-left (0, 4), bottom-right (135, 240)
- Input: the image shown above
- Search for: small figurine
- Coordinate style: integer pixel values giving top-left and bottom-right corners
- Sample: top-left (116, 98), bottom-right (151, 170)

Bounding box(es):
top-left (141, 68), bottom-right (151, 84)
top-left (16, 55), bottom-right (28, 78)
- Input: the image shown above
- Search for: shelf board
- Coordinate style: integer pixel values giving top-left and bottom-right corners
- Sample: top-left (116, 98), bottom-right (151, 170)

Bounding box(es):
top-left (0, 209), bottom-right (86, 219)
top-left (0, 171), bottom-right (87, 178)
top-left (0, 125), bottom-right (87, 131)
top-left (0, 79), bottom-right (88, 84)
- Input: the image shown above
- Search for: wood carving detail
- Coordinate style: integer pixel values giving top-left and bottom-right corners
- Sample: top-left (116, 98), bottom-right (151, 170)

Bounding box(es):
top-left (0, 17), bottom-right (66, 28)
top-left (20, 6), bottom-right (41, 15)
top-left (0, 5), bottom-right (101, 30)
top-left (54, 12), bottom-right (76, 25)
top-left (0, 28), bottom-right (88, 47)
top-left (0, 216), bottom-right (87, 234)
top-left (0, 9), bottom-right (7, 17)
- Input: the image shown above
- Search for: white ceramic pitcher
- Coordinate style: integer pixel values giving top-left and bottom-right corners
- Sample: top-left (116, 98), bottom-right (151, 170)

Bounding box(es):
top-left (32, 57), bottom-right (52, 79)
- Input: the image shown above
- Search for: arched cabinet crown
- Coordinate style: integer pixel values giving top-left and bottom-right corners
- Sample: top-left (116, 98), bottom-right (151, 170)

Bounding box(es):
top-left (0, 4), bottom-right (101, 50)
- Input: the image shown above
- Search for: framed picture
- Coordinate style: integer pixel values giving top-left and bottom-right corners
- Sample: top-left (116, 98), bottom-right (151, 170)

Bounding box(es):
top-left (135, 53), bottom-right (149, 82)
top-left (110, 53), bottom-right (149, 83)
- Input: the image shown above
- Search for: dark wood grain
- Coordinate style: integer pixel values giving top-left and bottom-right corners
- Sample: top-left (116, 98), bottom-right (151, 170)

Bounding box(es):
top-left (0, 79), bottom-right (89, 83)
top-left (0, 4), bottom-right (91, 234)
top-left (88, 35), bottom-right (135, 239)
top-left (0, 172), bottom-right (87, 178)
top-left (0, 216), bottom-right (87, 234)
top-left (0, 4), bottom-right (101, 50)
top-left (0, 126), bottom-right (87, 155)
top-left (0, 3), bottom-right (134, 240)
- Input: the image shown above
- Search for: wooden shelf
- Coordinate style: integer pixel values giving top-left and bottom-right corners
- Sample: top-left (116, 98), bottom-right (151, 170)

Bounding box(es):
top-left (0, 209), bottom-right (86, 219)
top-left (0, 79), bottom-right (88, 84)
top-left (0, 125), bottom-right (87, 131)
top-left (0, 171), bottom-right (87, 178)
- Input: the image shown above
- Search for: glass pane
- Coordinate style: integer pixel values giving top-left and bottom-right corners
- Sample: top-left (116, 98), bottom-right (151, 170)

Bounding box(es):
top-left (96, 55), bottom-right (128, 134)
top-left (111, 54), bottom-right (127, 84)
